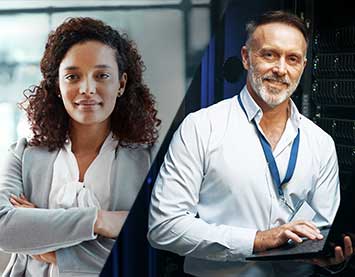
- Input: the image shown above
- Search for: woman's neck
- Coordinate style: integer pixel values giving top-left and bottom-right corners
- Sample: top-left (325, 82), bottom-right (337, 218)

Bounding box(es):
top-left (69, 121), bottom-right (111, 155)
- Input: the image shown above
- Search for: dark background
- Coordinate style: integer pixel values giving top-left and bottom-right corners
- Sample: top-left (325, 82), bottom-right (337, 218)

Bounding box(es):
top-left (101, 0), bottom-right (355, 276)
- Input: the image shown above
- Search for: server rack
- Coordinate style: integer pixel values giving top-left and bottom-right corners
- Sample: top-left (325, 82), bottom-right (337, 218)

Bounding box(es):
top-left (301, 1), bottom-right (355, 275)
top-left (222, 1), bottom-right (355, 275)
top-left (311, 25), bottom-right (355, 196)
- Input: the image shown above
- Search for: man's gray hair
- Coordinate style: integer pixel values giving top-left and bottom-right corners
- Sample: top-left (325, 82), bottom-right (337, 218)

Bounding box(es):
top-left (245, 10), bottom-right (308, 48)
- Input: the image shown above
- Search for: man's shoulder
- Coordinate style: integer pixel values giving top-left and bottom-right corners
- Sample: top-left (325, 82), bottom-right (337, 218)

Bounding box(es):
top-left (185, 96), bottom-right (236, 126)
top-left (177, 97), bottom-right (237, 149)
top-left (299, 115), bottom-right (335, 147)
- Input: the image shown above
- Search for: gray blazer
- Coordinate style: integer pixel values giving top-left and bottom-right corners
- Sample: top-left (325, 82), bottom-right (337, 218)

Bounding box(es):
top-left (0, 138), bottom-right (151, 276)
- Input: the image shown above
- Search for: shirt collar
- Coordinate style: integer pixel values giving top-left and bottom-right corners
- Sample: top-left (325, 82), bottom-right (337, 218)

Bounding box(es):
top-left (239, 85), bottom-right (261, 122)
top-left (239, 85), bottom-right (302, 128)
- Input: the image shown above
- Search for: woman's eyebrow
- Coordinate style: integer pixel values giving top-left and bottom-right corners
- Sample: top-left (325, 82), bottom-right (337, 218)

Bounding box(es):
top-left (63, 65), bottom-right (113, 70)
top-left (94, 64), bottom-right (113, 69)
top-left (63, 65), bottom-right (79, 70)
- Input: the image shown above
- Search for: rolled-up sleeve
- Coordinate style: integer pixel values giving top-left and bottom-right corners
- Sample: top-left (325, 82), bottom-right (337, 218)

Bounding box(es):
top-left (148, 113), bottom-right (257, 262)
top-left (0, 139), bottom-right (97, 255)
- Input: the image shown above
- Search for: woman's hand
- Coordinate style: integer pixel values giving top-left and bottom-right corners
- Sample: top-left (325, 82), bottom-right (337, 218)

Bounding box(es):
top-left (10, 195), bottom-right (127, 257)
top-left (94, 210), bottom-right (129, 238)
top-left (10, 194), bottom-right (36, 208)
top-left (32, 252), bottom-right (57, 264)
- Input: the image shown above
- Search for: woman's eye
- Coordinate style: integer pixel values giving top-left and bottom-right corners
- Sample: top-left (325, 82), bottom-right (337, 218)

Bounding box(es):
top-left (98, 73), bottom-right (110, 79)
top-left (65, 74), bottom-right (78, 81)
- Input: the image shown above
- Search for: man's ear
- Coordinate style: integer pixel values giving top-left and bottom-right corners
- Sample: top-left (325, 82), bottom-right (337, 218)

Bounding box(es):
top-left (241, 46), bottom-right (250, 70)
top-left (303, 57), bottom-right (307, 70)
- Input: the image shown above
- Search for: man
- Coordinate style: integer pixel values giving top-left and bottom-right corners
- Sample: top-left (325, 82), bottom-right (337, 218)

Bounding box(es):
top-left (148, 11), bottom-right (352, 276)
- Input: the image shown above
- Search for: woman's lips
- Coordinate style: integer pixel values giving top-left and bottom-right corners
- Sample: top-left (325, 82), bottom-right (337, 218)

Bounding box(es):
top-left (74, 99), bottom-right (102, 110)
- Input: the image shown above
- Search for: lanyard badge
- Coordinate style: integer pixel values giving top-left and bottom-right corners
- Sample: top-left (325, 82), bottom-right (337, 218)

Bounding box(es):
top-left (237, 94), bottom-right (300, 198)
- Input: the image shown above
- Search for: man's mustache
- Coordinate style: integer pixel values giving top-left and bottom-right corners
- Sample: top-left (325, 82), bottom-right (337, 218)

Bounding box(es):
top-left (262, 75), bottom-right (290, 85)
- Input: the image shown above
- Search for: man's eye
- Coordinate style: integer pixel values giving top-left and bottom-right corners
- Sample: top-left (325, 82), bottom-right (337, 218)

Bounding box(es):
top-left (264, 52), bottom-right (274, 59)
top-left (288, 56), bottom-right (299, 63)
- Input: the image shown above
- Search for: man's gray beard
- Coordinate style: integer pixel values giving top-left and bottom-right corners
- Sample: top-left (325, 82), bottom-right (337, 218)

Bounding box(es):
top-left (248, 64), bottom-right (301, 108)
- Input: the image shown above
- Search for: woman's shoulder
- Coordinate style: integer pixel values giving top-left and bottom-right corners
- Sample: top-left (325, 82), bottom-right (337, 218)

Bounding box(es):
top-left (9, 137), bottom-right (58, 160)
top-left (117, 143), bottom-right (153, 161)
top-left (116, 143), bottom-right (160, 169)
top-left (9, 137), bottom-right (28, 159)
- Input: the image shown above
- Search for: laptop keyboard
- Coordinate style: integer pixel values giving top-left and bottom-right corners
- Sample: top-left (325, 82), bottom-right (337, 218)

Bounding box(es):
top-left (259, 228), bottom-right (330, 257)
top-left (282, 238), bottom-right (326, 254)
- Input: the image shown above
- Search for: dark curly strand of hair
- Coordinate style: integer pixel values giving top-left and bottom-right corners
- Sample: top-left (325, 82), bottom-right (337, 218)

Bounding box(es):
top-left (21, 17), bottom-right (160, 150)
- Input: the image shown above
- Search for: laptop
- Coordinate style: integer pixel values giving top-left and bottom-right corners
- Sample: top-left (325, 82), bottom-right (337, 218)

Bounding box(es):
top-left (246, 188), bottom-right (355, 261)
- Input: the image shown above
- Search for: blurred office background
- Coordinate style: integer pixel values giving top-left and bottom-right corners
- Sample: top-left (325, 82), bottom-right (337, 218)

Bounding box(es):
top-left (0, 0), bottom-right (216, 273)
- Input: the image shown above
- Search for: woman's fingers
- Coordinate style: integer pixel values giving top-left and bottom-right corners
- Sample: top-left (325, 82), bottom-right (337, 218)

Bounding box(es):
top-left (32, 255), bottom-right (46, 263)
top-left (39, 252), bottom-right (56, 264)
top-left (9, 197), bottom-right (22, 207)
top-left (14, 194), bottom-right (32, 205)
top-left (10, 194), bottom-right (36, 208)
top-left (31, 253), bottom-right (56, 264)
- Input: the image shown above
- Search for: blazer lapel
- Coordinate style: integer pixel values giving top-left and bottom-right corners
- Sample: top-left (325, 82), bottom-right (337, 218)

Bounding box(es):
top-left (109, 146), bottom-right (151, 211)
top-left (22, 146), bottom-right (59, 208)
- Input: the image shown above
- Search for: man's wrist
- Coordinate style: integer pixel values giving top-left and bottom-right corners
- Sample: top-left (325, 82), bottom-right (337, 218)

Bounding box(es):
top-left (322, 260), bottom-right (348, 275)
top-left (253, 230), bottom-right (264, 253)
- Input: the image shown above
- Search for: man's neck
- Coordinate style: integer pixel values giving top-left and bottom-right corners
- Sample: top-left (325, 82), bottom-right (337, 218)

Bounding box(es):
top-left (247, 84), bottom-right (290, 149)
top-left (259, 100), bottom-right (290, 127)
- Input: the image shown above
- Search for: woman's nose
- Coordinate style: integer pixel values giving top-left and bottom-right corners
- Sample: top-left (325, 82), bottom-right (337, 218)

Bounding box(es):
top-left (80, 78), bottom-right (96, 95)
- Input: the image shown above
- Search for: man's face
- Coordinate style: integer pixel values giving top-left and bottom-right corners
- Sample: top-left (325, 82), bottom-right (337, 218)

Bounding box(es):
top-left (241, 22), bottom-right (307, 108)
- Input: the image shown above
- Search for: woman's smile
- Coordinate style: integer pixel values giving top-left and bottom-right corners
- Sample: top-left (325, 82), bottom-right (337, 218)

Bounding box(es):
top-left (74, 99), bottom-right (102, 111)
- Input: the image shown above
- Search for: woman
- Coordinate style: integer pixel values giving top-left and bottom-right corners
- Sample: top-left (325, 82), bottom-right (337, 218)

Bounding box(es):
top-left (0, 17), bottom-right (160, 276)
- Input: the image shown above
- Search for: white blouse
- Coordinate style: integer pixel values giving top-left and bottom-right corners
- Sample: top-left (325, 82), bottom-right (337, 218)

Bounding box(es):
top-left (49, 133), bottom-right (118, 276)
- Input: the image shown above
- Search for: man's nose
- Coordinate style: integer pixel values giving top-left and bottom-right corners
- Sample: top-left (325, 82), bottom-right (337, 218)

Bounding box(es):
top-left (272, 58), bottom-right (287, 76)
top-left (80, 78), bottom-right (96, 95)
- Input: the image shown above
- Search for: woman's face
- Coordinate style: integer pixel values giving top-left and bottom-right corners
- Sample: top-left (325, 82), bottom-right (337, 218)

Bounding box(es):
top-left (58, 40), bottom-right (127, 129)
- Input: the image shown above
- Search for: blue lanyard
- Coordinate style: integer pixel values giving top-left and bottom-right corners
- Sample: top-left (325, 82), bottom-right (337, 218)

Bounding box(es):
top-left (237, 94), bottom-right (300, 197)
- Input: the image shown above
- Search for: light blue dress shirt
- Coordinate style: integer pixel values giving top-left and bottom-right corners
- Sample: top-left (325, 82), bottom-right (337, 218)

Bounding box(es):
top-left (148, 86), bottom-right (340, 277)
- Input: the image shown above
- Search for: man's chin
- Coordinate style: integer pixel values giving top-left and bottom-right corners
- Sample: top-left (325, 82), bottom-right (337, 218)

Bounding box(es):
top-left (261, 92), bottom-right (289, 108)
top-left (264, 85), bottom-right (285, 96)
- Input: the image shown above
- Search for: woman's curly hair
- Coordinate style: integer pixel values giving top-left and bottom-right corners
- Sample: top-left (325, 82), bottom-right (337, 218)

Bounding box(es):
top-left (22, 17), bottom-right (160, 150)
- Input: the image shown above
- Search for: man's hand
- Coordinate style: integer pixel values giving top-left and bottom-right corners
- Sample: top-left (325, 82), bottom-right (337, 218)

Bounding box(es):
top-left (253, 220), bottom-right (323, 252)
top-left (94, 210), bottom-right (128, 238)
top-left (310, 236), bottom-right (354, 267)
top-left (32, 252), bottom-right (57, 264)
top-left (10, 194), bottom-right (36, 208)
